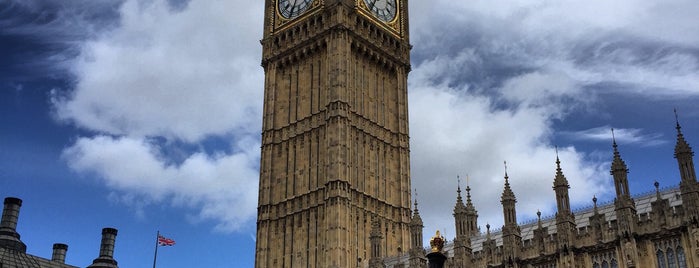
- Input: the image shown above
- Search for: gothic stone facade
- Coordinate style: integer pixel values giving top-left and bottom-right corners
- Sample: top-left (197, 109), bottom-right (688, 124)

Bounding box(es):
top-left (255, 1), bottom-right (414, 267)
top-left (254, 1), bottom-right (699, 268)
top-left (385, 122), bottom-right (699, 268)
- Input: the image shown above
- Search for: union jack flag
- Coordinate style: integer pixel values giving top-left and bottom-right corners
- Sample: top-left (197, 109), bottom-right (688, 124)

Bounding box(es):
top-left (158, 235), bottom-right (176, 246)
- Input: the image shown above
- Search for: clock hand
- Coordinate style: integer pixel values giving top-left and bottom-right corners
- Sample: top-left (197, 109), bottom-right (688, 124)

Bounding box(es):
top-left (291, 0), bottom-right (299, 14)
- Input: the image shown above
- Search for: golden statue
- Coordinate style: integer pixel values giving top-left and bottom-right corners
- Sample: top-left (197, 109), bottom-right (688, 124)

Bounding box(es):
top-left (429, 230), bottom-right (445, 253)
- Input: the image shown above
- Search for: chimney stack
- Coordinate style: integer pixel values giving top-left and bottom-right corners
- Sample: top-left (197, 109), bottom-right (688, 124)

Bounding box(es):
top-left (87, 228), bottom-right (119, 268)
top-left (52, 243), bottom-right (68, 263)
top-left (1, 197), bottom-right (22, 231)
top-left (0, 197), bottom-right (27, 252)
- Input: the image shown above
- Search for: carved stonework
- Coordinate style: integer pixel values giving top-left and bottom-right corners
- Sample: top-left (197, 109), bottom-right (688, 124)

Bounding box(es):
top-left (624, 240), bottom-right (637, 266)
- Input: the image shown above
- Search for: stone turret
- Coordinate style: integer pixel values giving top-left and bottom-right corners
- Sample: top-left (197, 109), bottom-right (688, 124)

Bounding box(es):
top-left (454, 178), bottom-right (468, 241)
top-left (674, 111), bottom-right (699, 223)
top-left (611, 130), bottom-right (637, 236)
top-left (553, 152), bottom-right (576, 248)
top-left (409, 198), bottom-right (426, 268)
top-left (452, 177), bottom-right (472, 267)
top-left (0, 197), bottom-right (27, 252)
top-left (501, 163), bottom-right (521, 267)
top-left (464, 182), bottom-right (479, 238)
top-left (87, 228), bottom-right (119, 268)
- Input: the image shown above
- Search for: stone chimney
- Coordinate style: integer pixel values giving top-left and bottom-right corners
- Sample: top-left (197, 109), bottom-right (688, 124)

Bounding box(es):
top-left (0, 197), bottom-right (27, 252)
top-left (52, 243), bottom-right (68, 263)
top-left (87, 228), bottom-right (119, 268)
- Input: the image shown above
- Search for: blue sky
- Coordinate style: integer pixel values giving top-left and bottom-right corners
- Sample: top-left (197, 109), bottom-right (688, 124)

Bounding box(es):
top-left (1, 0), bottom-right (698, 267)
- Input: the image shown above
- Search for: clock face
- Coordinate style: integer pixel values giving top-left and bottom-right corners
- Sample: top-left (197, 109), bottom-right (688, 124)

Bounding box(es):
top-left (363, 0), bottom-right (398, 22)
top-left (278, 0), bottom-right (315, 19)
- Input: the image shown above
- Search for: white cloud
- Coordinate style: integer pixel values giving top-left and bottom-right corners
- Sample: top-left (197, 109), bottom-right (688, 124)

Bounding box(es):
top-left (54, 0), bottom-right (264, 142)
top-left (53, 0), bottom-right (265, 232)
top-left (408, 74), bottom-right (610, 236)
top-left (63, 135), bottom-right (260, 232)
top-left (562, 126), bottom-right (667, 146)
top-left (410, 0), bottom-right (699, 97)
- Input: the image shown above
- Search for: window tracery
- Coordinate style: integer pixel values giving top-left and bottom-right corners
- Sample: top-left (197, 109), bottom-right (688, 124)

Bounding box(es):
top-left (591, 250), bottom-right (617, 268)
top-left (655, 237), bottom-right (686, 268)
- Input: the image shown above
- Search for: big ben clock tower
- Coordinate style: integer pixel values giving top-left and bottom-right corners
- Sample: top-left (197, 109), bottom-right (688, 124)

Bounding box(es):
top-left (256, 0), bottom-right (412, 267)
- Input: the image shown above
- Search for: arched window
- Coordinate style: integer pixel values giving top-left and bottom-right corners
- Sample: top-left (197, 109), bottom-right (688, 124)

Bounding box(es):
top-left (602, 260), bottom-right (609, 268)
top-left (593, 263), bottom-right (600, 268)
top-left (611, 259), bottom-right (618, 268)
top-left (677, 246), bottom-right (687, 268)
top-left (658, 249), bottom-right (667, 268)
top-left (668, 248), bottom-right (677, 268)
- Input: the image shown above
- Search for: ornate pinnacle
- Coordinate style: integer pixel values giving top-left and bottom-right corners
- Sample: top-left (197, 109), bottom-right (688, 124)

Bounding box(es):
top-left (674, 109), bottom-right (693, 157)
top-left (554, 147), bottom-right (569, 187)
top-left (610, 128), bottom-right (628, 174)
top-left (501, 161), bottom-right (516, 202)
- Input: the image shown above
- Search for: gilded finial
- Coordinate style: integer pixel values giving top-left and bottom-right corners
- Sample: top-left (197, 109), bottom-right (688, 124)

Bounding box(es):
top-left (429, 230), bottom-right (445, 253)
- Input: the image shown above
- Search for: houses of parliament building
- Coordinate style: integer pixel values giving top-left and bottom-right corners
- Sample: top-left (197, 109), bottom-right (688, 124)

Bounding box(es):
top-left (254, 0), bottom-right (699, 267)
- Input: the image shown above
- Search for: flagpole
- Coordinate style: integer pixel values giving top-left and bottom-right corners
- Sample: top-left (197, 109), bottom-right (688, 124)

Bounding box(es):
top-left (153, 230), bottom-right (159, 268)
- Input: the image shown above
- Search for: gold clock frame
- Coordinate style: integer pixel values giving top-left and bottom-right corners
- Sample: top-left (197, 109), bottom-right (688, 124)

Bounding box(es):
top-left (355, 0), bottom-right (402, 36)
top-left (273, 0), bottom-right (324, 33)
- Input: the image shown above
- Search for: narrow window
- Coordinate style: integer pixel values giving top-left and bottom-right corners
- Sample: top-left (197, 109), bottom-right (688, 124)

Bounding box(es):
top-left (658, 249), bottom-right (667, 268)
top-left (668, 248), bottom-right (677, 268)
top-left (677, 246), bottom-right (687, 268)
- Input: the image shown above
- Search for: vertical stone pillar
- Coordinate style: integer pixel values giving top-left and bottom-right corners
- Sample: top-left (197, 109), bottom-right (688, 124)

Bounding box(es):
top-left (52, 243), bottom-right (68, 263)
